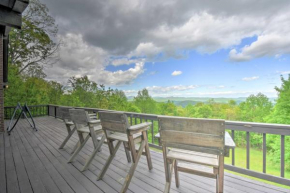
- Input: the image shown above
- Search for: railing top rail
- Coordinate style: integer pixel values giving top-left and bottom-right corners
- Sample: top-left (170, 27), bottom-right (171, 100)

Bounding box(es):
top-left (4, 104), bottom-right (48, 108)
top-left (46, 104), bottom-right (290, 135)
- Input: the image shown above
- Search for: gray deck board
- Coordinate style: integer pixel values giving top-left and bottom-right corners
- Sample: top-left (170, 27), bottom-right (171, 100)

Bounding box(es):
top-left (1, 116), bottom-right (289, 193)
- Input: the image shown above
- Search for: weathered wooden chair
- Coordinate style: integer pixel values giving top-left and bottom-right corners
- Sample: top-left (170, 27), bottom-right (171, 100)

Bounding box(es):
top-left (97, 111), bottom-right (153, 193)
top-left (67, 109), bottom-right (105, 171)
top-left (58, 107), bottom-right (80, 154)
top-left (158, 116), bottom-right (225, 193)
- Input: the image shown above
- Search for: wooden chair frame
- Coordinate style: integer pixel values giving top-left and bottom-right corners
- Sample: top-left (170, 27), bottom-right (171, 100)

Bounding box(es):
top-left (97, 111), bottom-right (153, 193)
top-left (159, 116), bottom-right (225, 193)
top-left (58, 107), bottom-right (79, 154)
top-left (67, 109), bottom-right (105, 171)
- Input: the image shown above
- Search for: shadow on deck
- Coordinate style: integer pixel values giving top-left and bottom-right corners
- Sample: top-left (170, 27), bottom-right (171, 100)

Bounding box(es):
top-left (0, 116), bottom-right (289, 193)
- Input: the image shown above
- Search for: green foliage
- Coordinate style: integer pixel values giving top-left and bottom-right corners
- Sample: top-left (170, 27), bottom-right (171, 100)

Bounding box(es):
top-left (133, 89), bottom-right (157, 114)
top-left (9, 0), bottom-right (59, 76)
top-left (238, 93), bottom-right (273, 122)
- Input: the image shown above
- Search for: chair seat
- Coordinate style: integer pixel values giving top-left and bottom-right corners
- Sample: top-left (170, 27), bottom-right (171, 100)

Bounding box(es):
top-left (65, 121), bottom-right (74, 125)
top-left (78, 125), bottom-right (102, 133)
top-left (107, 132), bottom-right (142, 142)
top-left (167, 149), bottom-right (219, 168)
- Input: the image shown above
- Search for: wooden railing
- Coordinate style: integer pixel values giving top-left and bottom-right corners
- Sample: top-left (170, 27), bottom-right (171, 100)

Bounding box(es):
top-left (4, 105), bottom-right (48, 119)
top-left (5, 104), bottom-right (290, 186)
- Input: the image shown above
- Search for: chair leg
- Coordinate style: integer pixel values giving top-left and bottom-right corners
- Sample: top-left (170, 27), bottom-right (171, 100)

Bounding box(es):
top-left (97, 140), bottom-right (122, 180)
top-left (120, 140), bottom-right (145, 193)
top-left (162, 146), bottom-right (170, 183)
top-left (216, 175), bottom-right (219, 193)
top-left (142, 131), bottom-right (153, 170)
top-left (174, 160), bottom-right (179, 188)
top-left (71, 140), bottom-right (80, 154)
top-left (82, 135), bottom-right (105, 171)
top-left (59, 126), bottom-right (76, 149)
top-left (164, 159), bottom-right (175, 193)
top-left (67, 133), bottom-right (90, 163)
top-left (218, 155), bottom-right (224, 193)
top-left (123, 142), bottom-right (131, 163)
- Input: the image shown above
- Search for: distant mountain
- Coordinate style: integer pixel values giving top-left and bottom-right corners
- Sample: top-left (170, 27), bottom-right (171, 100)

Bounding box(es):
top-left (127, 96), bottom-right (277, 107)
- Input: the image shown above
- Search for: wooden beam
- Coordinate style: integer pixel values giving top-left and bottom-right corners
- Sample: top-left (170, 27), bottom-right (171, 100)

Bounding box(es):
top-left (0, 8), bottom-right (22, 29)
top-left (12, 0), bottom-right (29, 13)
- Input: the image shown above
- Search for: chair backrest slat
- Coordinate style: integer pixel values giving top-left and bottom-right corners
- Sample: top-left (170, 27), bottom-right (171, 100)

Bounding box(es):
top-left (159, 116), bottom-right (225, 155)
top-left (99, 111), bottom-right (129, 133)
top-left (60, 107), bottom-right (72, 121)
top-left (69, 109), bottom-right (90, 127)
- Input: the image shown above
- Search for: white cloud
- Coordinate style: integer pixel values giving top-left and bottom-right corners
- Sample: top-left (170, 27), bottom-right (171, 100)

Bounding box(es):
top-left (45, 34), bottom-right (145, 85)
top-left (131, 42), bottom-right (162, 58)
top-left (111, 58), bottom-right (143, 66)
top-left (277, 71), bottom-right (290, 75)
top-left (172, 71), bottom-right (182, 76)
top-left (242, 76), bottom-right (259, 81)
top-left (146, 85), bottom-right (197, 93)
top-left (123, 84), bottom-right (198, 96)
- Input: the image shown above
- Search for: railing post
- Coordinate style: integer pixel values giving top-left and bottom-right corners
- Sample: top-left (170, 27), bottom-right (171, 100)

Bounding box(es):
top-left (281, 135), bottom-right (285, 177)
top-left (231, 130), bottom-right (235, 166)
top-left (263, 133), bottom-right (266, 173)
top-left (246, 131), bottom-right (250, 169)
top-left (54, 106), bottom-right (57, 118)
top-left (151, 120), bottom-right (154, 144)
top-left (47, 105), bottom-right (50, 116)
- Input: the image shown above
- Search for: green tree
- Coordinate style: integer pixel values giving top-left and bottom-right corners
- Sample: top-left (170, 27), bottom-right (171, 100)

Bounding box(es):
top-left (267, 75), bottom-right (290, 124)
top-left (9, 0), bottom-right (60, 76)
top-left (134, 89), bottom-right (157, 114)
top-left (238, 93), bottom-right (273, 122)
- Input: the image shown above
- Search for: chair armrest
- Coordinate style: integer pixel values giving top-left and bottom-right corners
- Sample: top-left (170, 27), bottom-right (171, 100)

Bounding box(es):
top-left (128, 122), bottom-right (152, 134)
top-left (88, 120), bottom-right (101, 127)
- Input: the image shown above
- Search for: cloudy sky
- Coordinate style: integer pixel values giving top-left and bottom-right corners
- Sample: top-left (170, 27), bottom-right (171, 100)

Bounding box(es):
top-left (42, 0), bottom-right (290, 98)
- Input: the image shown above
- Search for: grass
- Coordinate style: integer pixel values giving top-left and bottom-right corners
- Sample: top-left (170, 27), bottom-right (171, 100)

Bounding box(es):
top-left (224, 147), bottom-right (290, 189)
top-left (148, 147), bottom-right (290, 189)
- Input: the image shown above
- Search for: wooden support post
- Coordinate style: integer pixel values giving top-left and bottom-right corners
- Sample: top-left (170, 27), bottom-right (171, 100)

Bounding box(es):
top-left (0, 34), bottom-right (4, 133)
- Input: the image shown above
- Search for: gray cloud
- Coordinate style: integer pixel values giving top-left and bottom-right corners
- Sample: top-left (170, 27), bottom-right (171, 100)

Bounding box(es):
top-left (41, 0), bottom-right (290, 85)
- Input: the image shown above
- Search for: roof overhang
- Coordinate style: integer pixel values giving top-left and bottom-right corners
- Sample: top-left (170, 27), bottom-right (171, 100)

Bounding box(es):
top-left (0, 0), bottom-right (29, 34)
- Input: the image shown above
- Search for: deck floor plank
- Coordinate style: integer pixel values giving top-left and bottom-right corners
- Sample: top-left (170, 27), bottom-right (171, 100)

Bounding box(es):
top-left (1, 116), bottom-right (289, 193)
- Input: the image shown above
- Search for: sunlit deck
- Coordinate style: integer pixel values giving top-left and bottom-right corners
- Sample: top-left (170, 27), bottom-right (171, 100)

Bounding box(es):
top-left (1, 116), bottom-right (289, 193)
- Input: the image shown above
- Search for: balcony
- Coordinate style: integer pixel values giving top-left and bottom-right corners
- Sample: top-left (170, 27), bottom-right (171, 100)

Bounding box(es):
top-left (1, 104), bottom-right (289, 193)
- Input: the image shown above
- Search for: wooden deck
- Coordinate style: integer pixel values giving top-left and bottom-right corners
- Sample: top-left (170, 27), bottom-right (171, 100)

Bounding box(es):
top-left (1, 116), bottom-right (289, 193)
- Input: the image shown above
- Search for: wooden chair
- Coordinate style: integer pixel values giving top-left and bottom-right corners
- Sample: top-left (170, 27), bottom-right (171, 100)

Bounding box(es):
top-left (97, 111), bottom-right (153, 193)
top-left (58, 107), bottom-right (79, 154)
top-left (67, 109), bottom-right (105, 171)
top-left (158, 116), bottom-right (225, 193)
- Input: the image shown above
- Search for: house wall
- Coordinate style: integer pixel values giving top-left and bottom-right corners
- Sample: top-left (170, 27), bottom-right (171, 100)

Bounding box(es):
top-left (0, 34), bottom-right (4, 132)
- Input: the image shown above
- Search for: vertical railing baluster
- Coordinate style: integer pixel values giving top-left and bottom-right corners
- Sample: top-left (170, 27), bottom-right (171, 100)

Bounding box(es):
top-left (231, 130), bottom-right (235, 166)
top-left (246, 131), bottom-right (250, 169)
top-left (130, 115), bottom-right (133, 126)
top-left (263, 133), bottom-right (266, 173)
top-left (151, 120), bottom-right (154, 144)
top-left (135, 117), bottom-right (137, 125)
top-left (281, 135), bottom-right (285, 178)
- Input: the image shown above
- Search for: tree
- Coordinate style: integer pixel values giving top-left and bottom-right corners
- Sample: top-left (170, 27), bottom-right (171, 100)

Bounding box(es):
top-left (9, 0), bottom-right (60, 76)
top-left (267, 75), bottom-right (290, 124)
top-left (238, 93), bottom-right (273, 122)
top-left (134, 89), bottom-right (157, 114)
